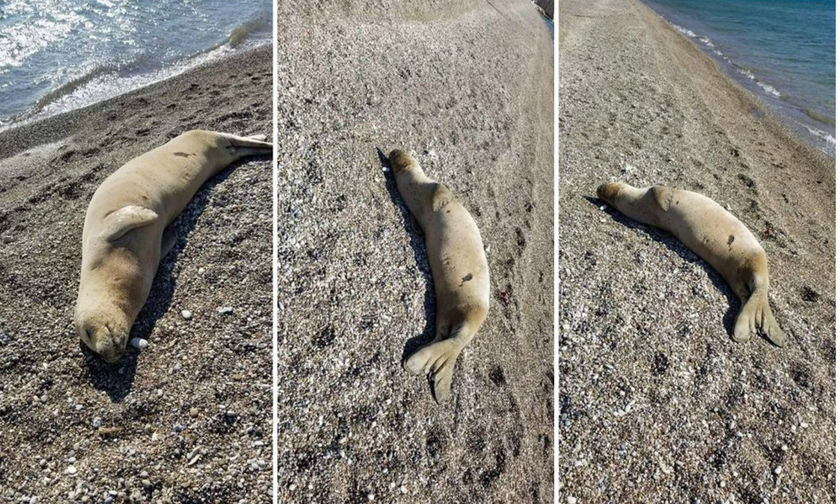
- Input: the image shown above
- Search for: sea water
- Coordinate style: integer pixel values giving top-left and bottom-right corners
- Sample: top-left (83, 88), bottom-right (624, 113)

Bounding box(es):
top-left (0, 0), bottom-right (272, 129)
top-left (642, 0), bottom-right (835, 155)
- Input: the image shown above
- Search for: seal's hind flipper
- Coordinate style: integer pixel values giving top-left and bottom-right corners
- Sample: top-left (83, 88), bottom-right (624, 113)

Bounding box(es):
top-left (100, 205), bottom-right (159, 242)
top-left (431, 358), bottom-right (456, 403)
top-left (220, 132), bottom-right (273, 158)
top-left (733, 290), bottom-right (786, 347)
top-left (404, 338), bottom-right (462, 403)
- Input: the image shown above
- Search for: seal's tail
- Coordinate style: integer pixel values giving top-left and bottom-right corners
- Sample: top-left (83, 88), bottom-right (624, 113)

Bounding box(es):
top-left (733, 288), bottom-right (786, 347)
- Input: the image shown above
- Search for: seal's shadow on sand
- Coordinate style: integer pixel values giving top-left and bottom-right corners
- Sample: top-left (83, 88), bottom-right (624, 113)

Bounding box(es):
top-left (377, 148), bottom-right (438, 370)
top-left (85, 156), bottom-right (266, 402)
top-left (584, 195), bottom-right (749, 342)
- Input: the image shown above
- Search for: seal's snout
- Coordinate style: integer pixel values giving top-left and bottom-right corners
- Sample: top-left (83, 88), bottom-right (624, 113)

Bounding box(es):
top-left (597, 182), bottom-right (622, 203)
top-left (95, 335), bottom-right (127, 364)
top-left (78, 320), bottom-right (128, 364)
top-left (388, 149), bottom-right (417, 173)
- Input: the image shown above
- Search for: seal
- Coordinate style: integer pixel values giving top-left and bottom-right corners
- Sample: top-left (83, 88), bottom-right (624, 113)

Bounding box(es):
top-left (75, 130), bottom-right (272, 363)
top-left (597, 182), bottom-right (785, 346)
top-left (390, 149), bottom-right (490, 403)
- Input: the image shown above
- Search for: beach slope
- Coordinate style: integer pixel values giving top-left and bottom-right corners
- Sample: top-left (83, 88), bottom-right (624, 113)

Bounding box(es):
top-left (558, 0), bottom-right (835, 501)
top-left (0, 47), bottom-right (273, 503)
top-left (277, 0), bottom-right (554, 502)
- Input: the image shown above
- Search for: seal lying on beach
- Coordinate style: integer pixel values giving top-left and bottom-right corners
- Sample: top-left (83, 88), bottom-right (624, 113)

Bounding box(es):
top-left (75, 130), bottom-right (272, 363)
top-left (390, 150), bottom-right (490, 403)
top-left (597, 182), bottom-right (785, 346)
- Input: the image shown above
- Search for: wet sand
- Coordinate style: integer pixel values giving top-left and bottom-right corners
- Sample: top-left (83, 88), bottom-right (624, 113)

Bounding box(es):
top-left (558, 0), bottom-right (835, 501)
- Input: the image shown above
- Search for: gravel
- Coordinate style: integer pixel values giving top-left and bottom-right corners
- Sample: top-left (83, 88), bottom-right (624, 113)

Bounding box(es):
top-left (277, 0), bottom-right (554, 502)
top-left (0, 46), bottom-right (272, 503)
top-left (558, 0), bottom-right (835, 502)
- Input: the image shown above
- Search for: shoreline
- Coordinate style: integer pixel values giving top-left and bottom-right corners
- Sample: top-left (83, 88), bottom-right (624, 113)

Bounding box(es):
top-left (0, 39), bottom-right (272, 140)
top-left (0, 45), bottom-right (271, 161)
top-left (638, 0), bottom-right (835, 156)
top-left (559, 0), bottom-right (834, 501)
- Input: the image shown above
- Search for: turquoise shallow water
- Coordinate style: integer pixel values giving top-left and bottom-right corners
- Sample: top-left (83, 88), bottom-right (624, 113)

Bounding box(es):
top-left (0, 0), bottom-right (272, 129)
top-left (642, 0), bottom-right (836, 155)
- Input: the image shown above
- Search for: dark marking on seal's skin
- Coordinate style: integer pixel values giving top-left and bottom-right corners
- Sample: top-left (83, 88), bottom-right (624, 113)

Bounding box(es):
top-left (173, 152), bottom-right (193, 158)
top-left (728, 234), bottom-right (735, 250)
top-left (460, 273), bottom-right (473, 286)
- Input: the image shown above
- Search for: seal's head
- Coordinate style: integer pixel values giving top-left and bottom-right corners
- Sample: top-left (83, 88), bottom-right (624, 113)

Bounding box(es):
top-left (388, 149), bottom-right (417, 174)
top-left (75, 306), bottom-right (131, 364)
top-left (73, 254), bottom-right (140, 363)
top-left (597, 182), bottom-right (625, 204)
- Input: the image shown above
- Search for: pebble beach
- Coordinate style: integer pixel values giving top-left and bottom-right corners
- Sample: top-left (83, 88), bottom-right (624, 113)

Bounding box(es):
top-left (558, 0), bottom-right (835, 501)
top-left (0, 46), bottom-right (273, 503)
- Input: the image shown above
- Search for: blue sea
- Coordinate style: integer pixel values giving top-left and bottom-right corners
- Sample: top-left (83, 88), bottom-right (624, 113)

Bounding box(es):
top-left (642, 0), bottom-right (836, 155)
top-left (0, 0), bottom-right (272, 129)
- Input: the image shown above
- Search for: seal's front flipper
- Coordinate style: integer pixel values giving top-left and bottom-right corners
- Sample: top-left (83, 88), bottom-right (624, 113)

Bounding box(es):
top-left (100, 205), bottom-right (159, 242)
top-left (404, 338), bottom-right (462, 403)
top-left (733, 290), bottom-right (786, 347)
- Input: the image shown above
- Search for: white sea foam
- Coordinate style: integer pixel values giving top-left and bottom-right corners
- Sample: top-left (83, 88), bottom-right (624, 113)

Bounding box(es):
top-left (794, 120), bottom-right (836, 153)
top-left (805, 125), bottom-right (835, 145)
top-left (757, 81), bottom-right (781, 97)
top-left (1, 37), bottom-right (267, 132)
top-left (33, 44), bottom-right (237, 121)
top-left (672, 24), bottom-right (696, 38)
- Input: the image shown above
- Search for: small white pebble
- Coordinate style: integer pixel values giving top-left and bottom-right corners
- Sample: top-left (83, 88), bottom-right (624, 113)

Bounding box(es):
top-left (129, 338), bottom-right (148, 350)
top-left (781, 444), bottom-right (788, 452)
top-left (198, 267), bottom-right (206, 274)
top-left (567, 497), bottom-right (577, 504)
top-left (181, 310), bottom-right (192, 320)
top-left (217, 306), bottom-right (234, 315)
top-left (774, 466), bottom-right (782, 475)
top-left (65, 465), bottom-right (77, 475)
